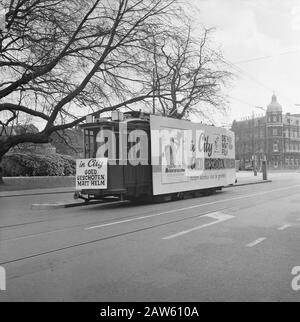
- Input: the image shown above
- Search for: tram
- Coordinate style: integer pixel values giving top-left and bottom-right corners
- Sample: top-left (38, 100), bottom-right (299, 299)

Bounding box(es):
top-left (74, 111), bottom-right (236, 202)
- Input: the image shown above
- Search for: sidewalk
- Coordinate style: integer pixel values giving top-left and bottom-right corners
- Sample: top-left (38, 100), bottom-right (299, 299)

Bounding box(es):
top-left (232, 171), bottom-right (271, 187)
top-left (0, 176), bottom-right (75, 197)
top-left (0, 186), bottom-right (74, 198)
top-left (0, 171), bottom-right (271, 198)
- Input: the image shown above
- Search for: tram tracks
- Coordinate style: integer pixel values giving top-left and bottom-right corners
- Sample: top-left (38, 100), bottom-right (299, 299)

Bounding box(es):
top-left (0, 183), bottom-right (273, 231)
top-left (0, 205), bottom-right (236, 266)
top-left (0, 189), bottom-right (257, 235)
top-left (1, 184), bottom-right (300, 266)
top-left (0, 182), bottom-right (297, 234)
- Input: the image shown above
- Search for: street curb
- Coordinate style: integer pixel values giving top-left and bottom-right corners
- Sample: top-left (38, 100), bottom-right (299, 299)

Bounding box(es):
top-left (2, 179), bottom-right (273, 198)
top-left (31, 203), bottom-right (74, 210)
top-left (32, 180), bottom-right (273, 209)
top-left (0, 189), bottom-right (74, 198)
top-left (225, 179), bottom-right (272, 188)
top-left (31, 200), bottom-right (130, 210)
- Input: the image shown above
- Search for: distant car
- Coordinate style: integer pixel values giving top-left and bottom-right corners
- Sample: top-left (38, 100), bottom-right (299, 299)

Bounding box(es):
top-left (244, 163), bottom-right (254, 171)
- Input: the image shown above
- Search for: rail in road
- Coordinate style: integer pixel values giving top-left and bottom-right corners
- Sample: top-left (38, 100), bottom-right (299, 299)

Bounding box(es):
top-left (1, 181), bottom-right (300, 267)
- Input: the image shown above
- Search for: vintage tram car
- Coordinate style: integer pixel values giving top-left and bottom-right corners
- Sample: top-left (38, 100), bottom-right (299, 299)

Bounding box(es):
top-left (75, 111), bottom-right (236, 202)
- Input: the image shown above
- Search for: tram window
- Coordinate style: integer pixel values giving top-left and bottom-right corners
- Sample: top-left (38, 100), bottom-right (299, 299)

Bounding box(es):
top-left (89, 133), bottom-right (94, 158)
top-left (115, 132), bottom-right (120, 161)
top-left (84, 130), bottom-right (90, 158)
top-left (136, 137), bottom-right (141, 159)
top-left (97, 137), bottom-right (109, 158)
top-left (84, 129), bottom-right (96, 158)
top-left (127, 134), bottom-right (135, 158)
top-left (96, 127), bottom-right (116, 160)
top-left (127, 130), bottom-right (149, 164)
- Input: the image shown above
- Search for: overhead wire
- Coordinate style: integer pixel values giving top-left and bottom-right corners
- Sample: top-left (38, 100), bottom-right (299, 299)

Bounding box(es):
top-left (208, 48), bottom-right (297, 106)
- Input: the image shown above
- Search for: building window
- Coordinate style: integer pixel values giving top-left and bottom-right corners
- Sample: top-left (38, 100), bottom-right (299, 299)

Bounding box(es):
top-left (286, 158), bottom-right (289, 166)
top-left (273, 143), bottom-right (279, 152)
top-left (273, 128), bottom-right (278, 136)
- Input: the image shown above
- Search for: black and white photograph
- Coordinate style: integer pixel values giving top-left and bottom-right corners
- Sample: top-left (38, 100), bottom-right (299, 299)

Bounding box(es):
top-left (1, 0), bottom-right (300, 305)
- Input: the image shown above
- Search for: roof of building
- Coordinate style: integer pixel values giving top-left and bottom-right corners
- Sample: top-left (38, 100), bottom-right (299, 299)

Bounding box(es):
top-left (267, 93), bottom-right (282, 113)
top-left (283, 113), bottom-right (300, 126)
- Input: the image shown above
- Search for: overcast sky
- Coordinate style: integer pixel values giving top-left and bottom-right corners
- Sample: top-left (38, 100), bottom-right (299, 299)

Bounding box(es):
top-left (2, 1), bottom-right (300, 129)
top-left (187, 0), bottom-right (300, 126)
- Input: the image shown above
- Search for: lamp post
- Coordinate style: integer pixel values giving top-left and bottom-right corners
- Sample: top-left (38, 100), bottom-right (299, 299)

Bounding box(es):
top-left (152, 67), bottom-right (156, 114)
top-left (252, 106), bottom-right (265, 176)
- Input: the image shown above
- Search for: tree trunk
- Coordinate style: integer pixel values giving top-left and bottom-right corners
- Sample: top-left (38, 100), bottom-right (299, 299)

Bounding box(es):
top-left (0, 143), bottom-right (12, 185)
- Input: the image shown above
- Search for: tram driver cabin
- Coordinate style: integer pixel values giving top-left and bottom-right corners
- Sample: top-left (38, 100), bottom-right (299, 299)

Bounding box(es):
top-left (74, 111), bottom-right (236, 202)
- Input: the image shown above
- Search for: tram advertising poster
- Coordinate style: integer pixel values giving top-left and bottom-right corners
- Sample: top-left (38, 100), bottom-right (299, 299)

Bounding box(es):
top-left (150, 115), bottom-right (236, 195)
top-left (75, 158), bottom-right (108, 190)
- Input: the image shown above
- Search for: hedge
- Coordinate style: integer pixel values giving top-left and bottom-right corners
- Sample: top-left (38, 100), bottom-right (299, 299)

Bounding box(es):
top-left (1, 152), bottom-right (76, 177)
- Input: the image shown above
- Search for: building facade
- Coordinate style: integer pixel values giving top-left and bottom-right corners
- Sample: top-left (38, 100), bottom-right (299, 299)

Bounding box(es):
top-left (231, 94), bottom-right (300, 169)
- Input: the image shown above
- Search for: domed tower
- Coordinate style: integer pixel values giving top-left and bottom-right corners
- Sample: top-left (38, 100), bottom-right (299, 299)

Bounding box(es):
top-left (266, 93), bottom-right (283, 168)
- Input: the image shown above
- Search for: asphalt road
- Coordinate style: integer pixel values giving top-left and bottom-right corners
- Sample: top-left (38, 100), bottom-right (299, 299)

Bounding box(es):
top-left (1, 172), bottom-right (300, 301)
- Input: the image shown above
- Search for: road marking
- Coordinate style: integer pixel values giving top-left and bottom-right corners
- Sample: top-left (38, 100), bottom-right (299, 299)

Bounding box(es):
top-left (162, 212), bottom-right (235, 240)
top-left (2, 227), bottom-right (76, 242)
top-left (85, 185), bottom-right (300, 231)
top-left (278, 224), bottom-right (292, 231)
top-left (246, 238), bottom-right (267, 248)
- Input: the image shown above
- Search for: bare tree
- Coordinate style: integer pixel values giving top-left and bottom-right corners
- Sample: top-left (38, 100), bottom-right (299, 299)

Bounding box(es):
top-left (0, 0), bottom-right (178, 165)
top-left (151, 25), bottom-right (232, 120)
